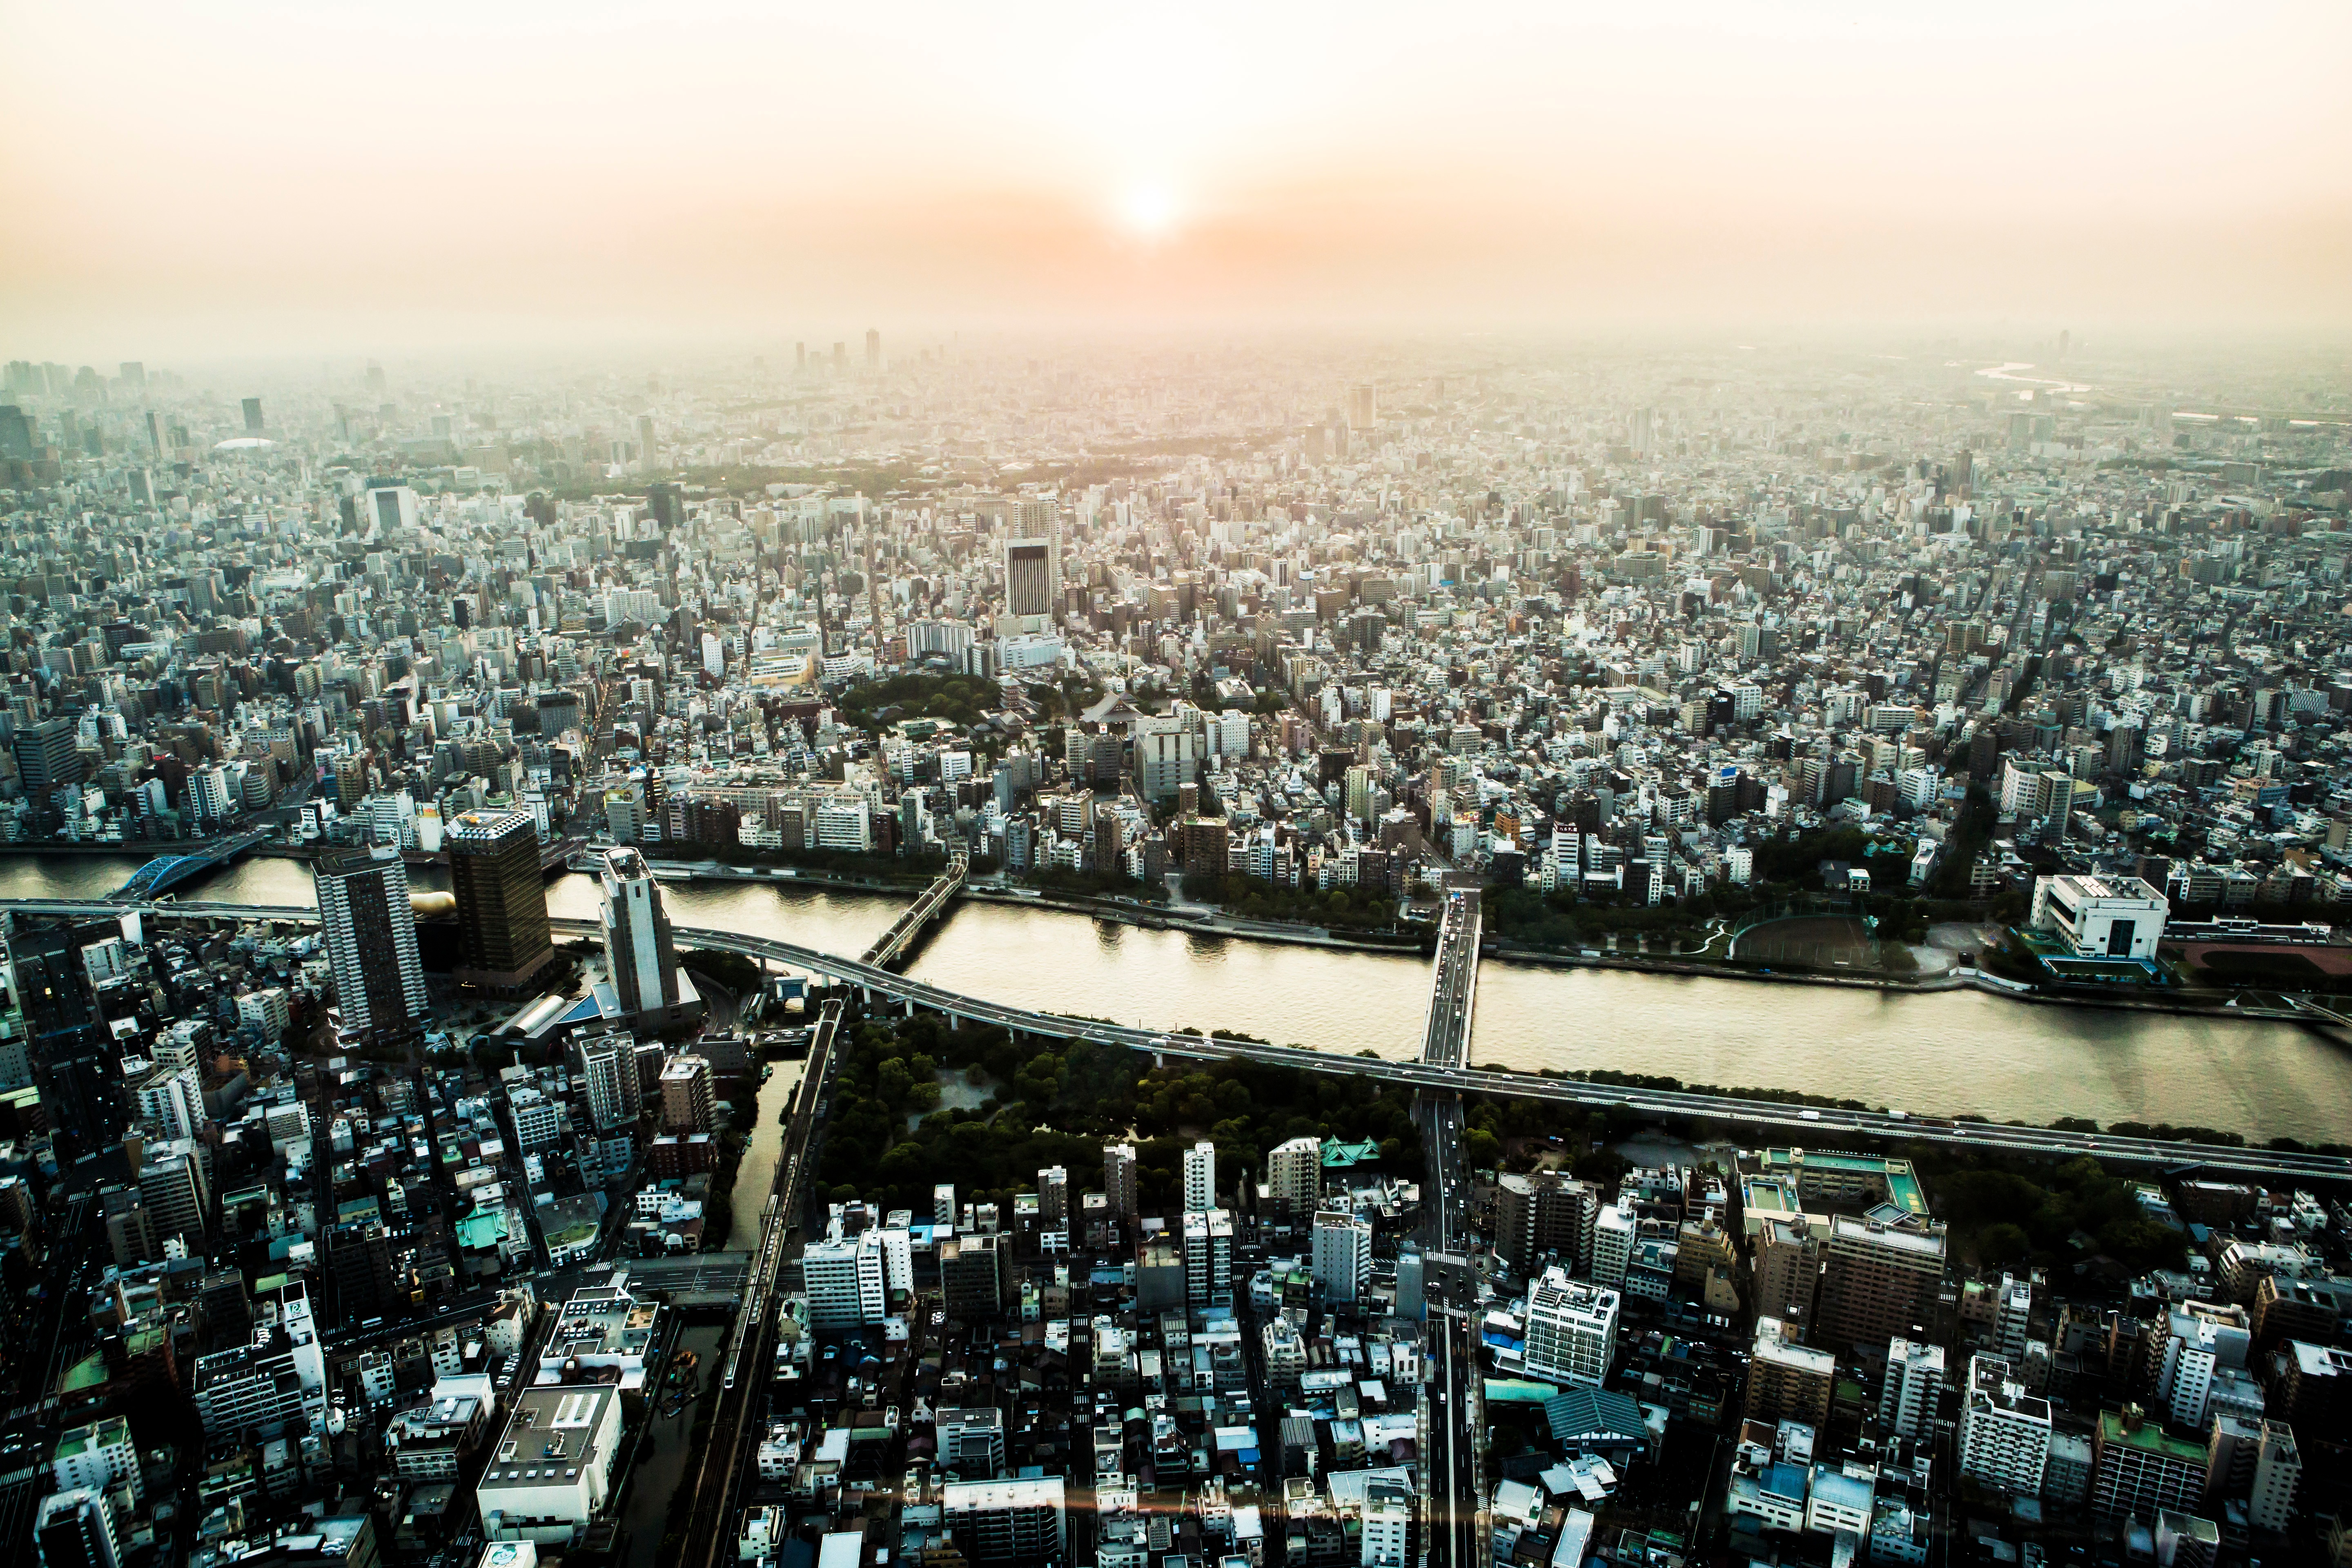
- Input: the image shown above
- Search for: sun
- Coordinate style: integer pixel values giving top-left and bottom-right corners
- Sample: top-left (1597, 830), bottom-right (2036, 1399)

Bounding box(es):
top-left (1116, 182), bottom-right (1180, 241)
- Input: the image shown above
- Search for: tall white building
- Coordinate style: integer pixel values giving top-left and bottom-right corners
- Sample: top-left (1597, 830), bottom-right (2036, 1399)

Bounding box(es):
top-left (802, 1223), bottom-right (913, 1328)
top-left (575, 1028), bottom-right (639, 1132)
top-left (1879, 1337), bottom-right (1947, 1442)
top-left (2155, 1301), bottom-right (2252, 1432)
top-left (191, 1284), bottom-right (328, 1442)
top-left (50, 1415), bottom-right (140, 1504)
top-left (1590, 1200), bottom-right (1636, 1289)
top-left (1183, 1140), bottom-right (1217, 1213)
top-left (1522, 1270), bottom-right (1618, 1388)
top-left (314, 846), bottom-right (428, 1047)
top-left (1183, 1208), bottom-right (1233, 1309)
top-left (1994, 1273), bottom-right (2034, 1362)
top-left (597, 846), bottom-right (685, 1028)
top-left (2248, 1420), bottom-right (2301, 1535)
top-left (1312, 1210), bottom-right (1372, 1305)
top-left (36, 1488), bottom-right (120, 1568)
top-left (1360, 1479), bottom-right (1411, 1567)
top-left (1957, 1353), bottom-right (2051, 1496)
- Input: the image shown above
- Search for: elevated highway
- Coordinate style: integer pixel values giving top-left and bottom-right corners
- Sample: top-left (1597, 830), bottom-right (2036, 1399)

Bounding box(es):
top-left (5, 897), bottom-right (2346, 1184)
top-left (1414, 888), bottom-right (1485, 1568)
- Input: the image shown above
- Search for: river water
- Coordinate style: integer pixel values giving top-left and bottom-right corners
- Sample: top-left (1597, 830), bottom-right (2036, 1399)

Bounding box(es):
top-left (9, 855), bottom-right (2350, 1144)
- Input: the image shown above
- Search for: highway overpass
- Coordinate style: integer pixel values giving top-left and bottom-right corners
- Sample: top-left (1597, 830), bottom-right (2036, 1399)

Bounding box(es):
top-left (7, 896), bottom-right (2347, 1185)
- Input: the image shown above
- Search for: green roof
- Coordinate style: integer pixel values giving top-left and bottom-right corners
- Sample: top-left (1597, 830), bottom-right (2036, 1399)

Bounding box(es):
top-left (60, 1352), bottom-right (108, 1394)
top-left (1544, 1385), bottom-right (1650, 1447)
top-left (1321, 1137), bottom-right (1382, 1168)
top-left (457, 1211), bottom-right (507, 1250)
top-left (2098, 1409), bottom-right (2206, 1464)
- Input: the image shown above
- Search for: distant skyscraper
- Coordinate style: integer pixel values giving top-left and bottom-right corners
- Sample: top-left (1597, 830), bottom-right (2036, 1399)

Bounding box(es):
top-left (241, 396), bottom-right (264, 433)
top-left (597, 846), bottom-right (683, 1027)
top-left (832, 341), bottom-right (847, 374)
top-left (1346, 382), bottom-right (1376, 429)
top-left (1004, 538), bottom-right (1054, 620)
top-left (795, 341), bottom-right (806, 372)
top-left (314, 846), bottom-right (428, 1048)
top-left (446, 810), bottom-right (553, 994)
top-left (865, 328), bottom-right (881, 370)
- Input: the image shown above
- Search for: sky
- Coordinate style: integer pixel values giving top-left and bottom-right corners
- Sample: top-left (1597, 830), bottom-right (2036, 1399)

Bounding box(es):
top-left (2, 0), bottom-right (2347, 360)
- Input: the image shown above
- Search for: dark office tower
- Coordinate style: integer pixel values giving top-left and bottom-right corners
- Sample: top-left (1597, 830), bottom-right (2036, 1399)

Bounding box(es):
top-left (832, 341), bottom-right (847, 374)
top-left (241, 397), bottom-right (264, 433)
top-left (451, 595), bottom-right (472, 630)
top-left (314, 847), bottom-right (429, 1048)
top-left (0, 405), bottom-right (33, 461)
top-left (144, 409), bottom-right (165, 457)
top-left (646, 481), bottom-right (686, 530)
top-left (446, 810), bottom-right (553, 995)
top-left (1004, 539), bottom-right (1054, 619)
top-left (865, 328), bottom-right (881, 370)
top-left (327, 1219), bottom-right (396, 1326)
top-left (14, 717), bottom-right (85, 806)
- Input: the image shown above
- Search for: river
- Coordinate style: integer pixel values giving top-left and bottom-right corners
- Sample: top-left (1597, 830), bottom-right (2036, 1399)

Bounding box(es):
top-left (8, 854), bottom-right (2350, 1144)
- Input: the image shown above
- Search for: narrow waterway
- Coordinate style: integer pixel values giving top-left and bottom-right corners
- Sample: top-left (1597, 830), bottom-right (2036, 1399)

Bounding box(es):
top-left (12, 854), bottom-right (2352, 1143)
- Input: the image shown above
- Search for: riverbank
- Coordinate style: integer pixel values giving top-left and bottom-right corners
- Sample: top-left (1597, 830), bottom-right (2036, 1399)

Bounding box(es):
top-left (629, 861), bottom-right (2339, 1029)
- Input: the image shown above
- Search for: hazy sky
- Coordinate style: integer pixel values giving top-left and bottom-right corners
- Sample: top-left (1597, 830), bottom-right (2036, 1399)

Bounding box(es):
top-left (4, 1), bottom-right (2347, 359)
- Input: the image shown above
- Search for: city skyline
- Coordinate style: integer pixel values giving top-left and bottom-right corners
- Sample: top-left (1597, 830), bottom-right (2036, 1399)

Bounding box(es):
top-left (4, 1), bottom-right (2349, 357)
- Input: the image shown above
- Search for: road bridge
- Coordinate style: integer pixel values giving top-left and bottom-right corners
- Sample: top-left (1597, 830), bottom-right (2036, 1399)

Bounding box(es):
top-left (859, 848), bottom-right (966, 969)
top-left (7, 897), bottom-right (2348, 1184)
top-left (107, 823), bottom-right (277, 901)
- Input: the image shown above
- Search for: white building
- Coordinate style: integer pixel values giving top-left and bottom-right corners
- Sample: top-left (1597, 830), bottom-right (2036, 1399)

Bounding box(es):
top-left (1590, 1200), bottom-right (1635, 1289)
top-left (51, 1415), bottom-right (140, 1503)
top-left (36, 1488), bottom-right (120, 1568)
top-left (1183, 1140), bottom-right (1217, 1213)
top-left (2029, 873), bottom-right (2167, 960)
top-left (477, 1384), bottom-right (624, 1546)
top-left (1879, 1338), bottom-right (1946, 1442)
top-left (803, 1223), bottom-right (911, 1328)
top-left (1957, 1353), bottom-right (2051, 1496)
top-left (191, 1285), bottom-right (328, 1442)
top-left (1360, 1479), bottom-right (1412, 1566)
top-left (1311, 1210), bottom-right (1372, 1305)
top-left (2155, 1301), bottom-right (2251, 1432)
top-left (1522, 1270), bottom-right (1618, 1388)
top-left (1183, 1208), bottom-right (1234, 1310)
